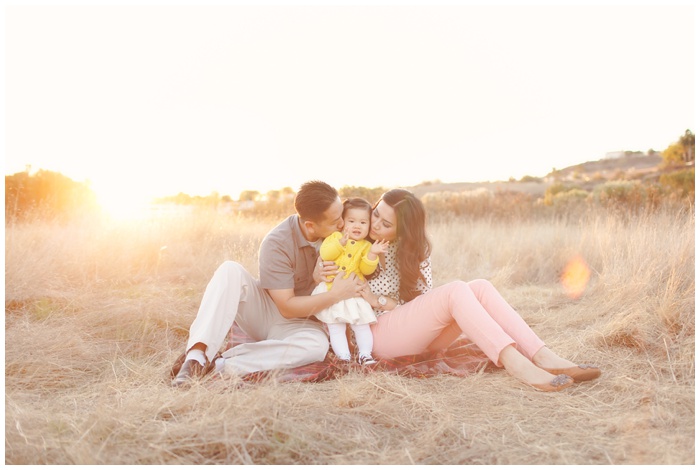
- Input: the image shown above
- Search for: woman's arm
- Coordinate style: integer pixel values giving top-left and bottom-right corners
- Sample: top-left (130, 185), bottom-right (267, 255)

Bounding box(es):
top-left (360, 287), bottom-right (399, 311)
top-left (418, 256), bottom-right (433, 293)
top-left (361, 255), bottom-right (432, 309)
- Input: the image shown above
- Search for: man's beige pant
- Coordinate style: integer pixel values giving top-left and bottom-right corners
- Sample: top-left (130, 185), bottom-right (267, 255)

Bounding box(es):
top-left (186, 261), bottom-right (329, 375)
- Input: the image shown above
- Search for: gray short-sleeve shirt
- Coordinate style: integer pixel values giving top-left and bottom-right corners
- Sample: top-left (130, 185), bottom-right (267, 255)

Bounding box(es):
top-left (259, 215), bottom-right (321, 296)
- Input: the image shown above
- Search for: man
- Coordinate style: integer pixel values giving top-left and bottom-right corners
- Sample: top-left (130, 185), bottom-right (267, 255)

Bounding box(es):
top-left (172, 180), bottom-right (362, 386)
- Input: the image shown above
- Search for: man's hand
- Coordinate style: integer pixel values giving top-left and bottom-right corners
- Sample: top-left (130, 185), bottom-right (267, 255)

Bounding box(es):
top-left (313, 257), bottom-right (338, 284)
top-left (329, 272), bottom-right (363, 302)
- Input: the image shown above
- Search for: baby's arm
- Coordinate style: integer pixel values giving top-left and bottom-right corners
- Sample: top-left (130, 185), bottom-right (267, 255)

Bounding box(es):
top-left (368, 239), bottom-right (390, 259)
top-left (319, 231), bottom-right (345, 261)
top-left (359, 240), bottom-right (388, 276)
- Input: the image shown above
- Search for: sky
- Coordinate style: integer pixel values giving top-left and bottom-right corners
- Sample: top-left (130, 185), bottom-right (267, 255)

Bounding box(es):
top-left (3, 1), bottom-right (696, 209)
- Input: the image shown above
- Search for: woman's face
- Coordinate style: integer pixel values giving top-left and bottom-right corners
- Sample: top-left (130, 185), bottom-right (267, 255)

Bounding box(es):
top-left (370, 200), bottom-right (398, 242)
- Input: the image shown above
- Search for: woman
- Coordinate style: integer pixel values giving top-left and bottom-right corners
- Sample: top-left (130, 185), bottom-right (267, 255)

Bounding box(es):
top-left (357, 189), bottom-right (600, 392)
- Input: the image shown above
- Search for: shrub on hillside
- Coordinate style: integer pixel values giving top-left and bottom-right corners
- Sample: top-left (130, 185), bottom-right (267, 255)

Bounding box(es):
top-left (659, 168), bottom-right (694, 198)
top-left (591, 180), bottom-right (661, 212)
top-left (544, 188), bottom-right (590, 209)
top-left (543, 183), bottom-right (586, 206)
top-left (421, 189), bottom-right (538, 220)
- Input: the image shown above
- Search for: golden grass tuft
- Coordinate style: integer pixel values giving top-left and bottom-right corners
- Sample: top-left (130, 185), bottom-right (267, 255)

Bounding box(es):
top-left (5, 205), bottom-right (694, 464)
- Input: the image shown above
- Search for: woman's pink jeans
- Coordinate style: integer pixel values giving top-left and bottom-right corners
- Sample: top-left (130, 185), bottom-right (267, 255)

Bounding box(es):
top-left (370, 279), bottom-right (546, 367)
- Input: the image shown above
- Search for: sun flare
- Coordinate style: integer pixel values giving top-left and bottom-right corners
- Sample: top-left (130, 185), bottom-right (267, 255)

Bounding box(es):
top-left (561, 255), bottom-right (592, 299)
top-left (96, 188), bottom-right (156, 221)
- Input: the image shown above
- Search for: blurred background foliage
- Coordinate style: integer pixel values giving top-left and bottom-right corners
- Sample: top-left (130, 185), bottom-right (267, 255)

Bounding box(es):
top-left (6, 130), bottom-right (694, 222)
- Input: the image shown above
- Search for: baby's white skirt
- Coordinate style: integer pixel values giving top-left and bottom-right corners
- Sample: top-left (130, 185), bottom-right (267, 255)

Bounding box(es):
top-left (312, 283), bottom-right (377, 325)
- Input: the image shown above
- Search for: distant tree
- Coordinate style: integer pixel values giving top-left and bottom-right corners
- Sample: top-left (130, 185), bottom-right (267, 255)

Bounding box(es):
top-left (679, 129), bottom-right (695, 163)
top-left (662, 143), bottom-right (683, 167)
top-left (154, 192), bottom-right (192, 204)
top-left (239, 190), bottom-right (260, 202)
top-left (156, 192), bottom-right (234, 206)
top-left (175, 192), bottom-right (193, 204)
top-left (266, 190), bottom-right (280, 202)
top-left (5, 169), bottom-right (98, 220)
top-left (339, 185), bottom-right (386, 204)
top-left (202, 191), bottom-right (220, 206)
top-left (663, 130), bottom-right (695, 167)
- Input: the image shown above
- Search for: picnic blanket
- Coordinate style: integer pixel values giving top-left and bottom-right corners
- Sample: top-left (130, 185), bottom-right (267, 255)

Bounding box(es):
top-left (170, 324), bottom-right (496, 384)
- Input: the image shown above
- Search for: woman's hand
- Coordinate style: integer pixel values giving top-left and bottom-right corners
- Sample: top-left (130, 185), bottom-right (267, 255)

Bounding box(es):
top-left (359, 282), bottom-right (379, 308)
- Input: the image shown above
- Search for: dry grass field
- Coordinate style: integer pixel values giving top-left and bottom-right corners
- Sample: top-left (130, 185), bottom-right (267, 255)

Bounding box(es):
top-left (4, 203), bottom-right (695, 464)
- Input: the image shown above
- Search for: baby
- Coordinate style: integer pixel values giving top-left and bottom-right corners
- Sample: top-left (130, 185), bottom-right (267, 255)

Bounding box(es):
top-left (312, 197), bottom-right (389, 365)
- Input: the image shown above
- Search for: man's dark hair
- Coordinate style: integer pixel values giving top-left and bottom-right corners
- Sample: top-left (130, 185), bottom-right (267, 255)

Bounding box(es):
top-left (294, 181), bottom-right (339, 222)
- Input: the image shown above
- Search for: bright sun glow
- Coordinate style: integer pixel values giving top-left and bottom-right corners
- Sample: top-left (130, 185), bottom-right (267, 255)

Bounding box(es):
top-left (96, 188), bottom-right (156, 221)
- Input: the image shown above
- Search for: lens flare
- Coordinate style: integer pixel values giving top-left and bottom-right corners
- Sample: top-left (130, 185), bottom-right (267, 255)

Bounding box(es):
top-left (561, 255), bottom-right (591, 299)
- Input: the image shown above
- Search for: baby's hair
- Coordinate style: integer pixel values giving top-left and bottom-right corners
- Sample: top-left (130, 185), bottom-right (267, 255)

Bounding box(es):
top-left (342, 197), bottom-right (372, 217)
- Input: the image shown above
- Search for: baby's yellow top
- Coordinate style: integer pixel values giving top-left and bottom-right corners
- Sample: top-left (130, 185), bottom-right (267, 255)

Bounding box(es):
top-left (320, 231), bottom-right (379, 288)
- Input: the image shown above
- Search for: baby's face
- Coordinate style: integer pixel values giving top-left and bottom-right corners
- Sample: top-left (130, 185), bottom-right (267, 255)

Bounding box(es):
top-left (343, 208), bottom-right (371, 241)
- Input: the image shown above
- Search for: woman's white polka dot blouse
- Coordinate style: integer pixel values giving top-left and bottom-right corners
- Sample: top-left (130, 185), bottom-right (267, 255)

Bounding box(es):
top-left (367, 241), bottom-right (433, 316)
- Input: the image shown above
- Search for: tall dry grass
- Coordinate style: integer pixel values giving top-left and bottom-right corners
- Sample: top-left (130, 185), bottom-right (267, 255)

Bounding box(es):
top-left (4, 204), bottom-right (695, 464)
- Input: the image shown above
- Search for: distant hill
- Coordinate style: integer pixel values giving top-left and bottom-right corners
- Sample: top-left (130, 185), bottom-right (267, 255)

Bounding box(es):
top-left (409, 179), bottom-right (549, 198)
top-left (547, 152), bottom-right (663, 182)
top-left (409, 152), bottom-right (668, 198)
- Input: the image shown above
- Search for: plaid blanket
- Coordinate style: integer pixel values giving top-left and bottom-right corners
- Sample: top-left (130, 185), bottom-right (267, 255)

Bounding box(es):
top-left (171, 324), bottom-right (495, 384)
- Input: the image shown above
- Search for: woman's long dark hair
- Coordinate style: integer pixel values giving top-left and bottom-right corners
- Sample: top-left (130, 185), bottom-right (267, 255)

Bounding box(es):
top-left (376, 189), bottom-right (432, 302)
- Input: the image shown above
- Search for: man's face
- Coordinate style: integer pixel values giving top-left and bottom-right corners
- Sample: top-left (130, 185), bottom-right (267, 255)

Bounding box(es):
top-left (311, 198), bottom-right (344, 239)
